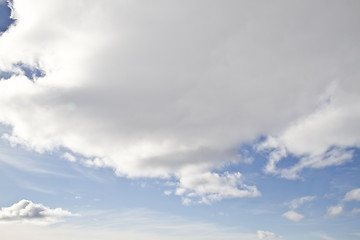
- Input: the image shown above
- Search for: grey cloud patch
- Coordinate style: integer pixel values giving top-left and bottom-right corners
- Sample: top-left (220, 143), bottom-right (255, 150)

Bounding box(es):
top-left (0, 199), bottom-right (75, 225)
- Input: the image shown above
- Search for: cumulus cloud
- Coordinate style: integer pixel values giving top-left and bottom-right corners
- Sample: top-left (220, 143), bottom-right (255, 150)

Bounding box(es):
top-left (327, 205), bottom-right (343, 217)
top-left (0, 0), bottom-right (360, 201)
top-left (282, 210), bottom-right (304, 222)
top-left (257, 230), bottom-right (281, 240)
top-left (0, 200), bottom-right (75, 225)
top-left (343, 188), bottom-right (360, 202)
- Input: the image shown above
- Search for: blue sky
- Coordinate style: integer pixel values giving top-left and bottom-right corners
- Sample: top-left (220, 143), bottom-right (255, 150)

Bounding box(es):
top-left (0, 1), bottom-right (360, 239)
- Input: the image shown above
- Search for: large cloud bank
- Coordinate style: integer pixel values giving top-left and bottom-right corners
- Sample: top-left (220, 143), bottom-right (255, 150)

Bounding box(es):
top-left (0, 0), bottom-right (360, 203)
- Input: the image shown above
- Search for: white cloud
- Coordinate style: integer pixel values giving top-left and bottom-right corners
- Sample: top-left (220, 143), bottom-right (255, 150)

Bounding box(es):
top-left (327, 205), bottom-right (343, 217)
top-left (257, 80), bottom-right (360, 180)
top-left (257, 230), bottom-right (281, 240)
top-left (287, 196), bottom-right (316, 210)
top-left (174, 171), bottom-right (260, 204)
top-left (259, 137), bottom-right (354, 179)
top-left (282, 210), bottom-right (304, 222)
top-left (343, 188), bottom-right (360, 202)
top-left (0, 200), bottom-right (75, 225)
top-left (0, 0), bottom-right (360, 201)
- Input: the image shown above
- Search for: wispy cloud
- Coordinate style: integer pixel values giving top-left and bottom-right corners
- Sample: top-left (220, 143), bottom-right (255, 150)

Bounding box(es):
top-left (257, 230), bottom-right (281, 240)
top-left (287, 196), bottom-right (316, 210)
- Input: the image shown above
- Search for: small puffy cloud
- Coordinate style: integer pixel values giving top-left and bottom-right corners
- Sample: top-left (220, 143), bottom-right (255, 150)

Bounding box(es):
top-left (282, 210), bottom-right (304, 222)
top-left (257, 230), bottom-right (281, 240)
top-left (343, 188), bottom-right (360, 202)
top-left (327, 205), bottom-right (343, 217)
top-left (0, 199), bottom-right (75, 225)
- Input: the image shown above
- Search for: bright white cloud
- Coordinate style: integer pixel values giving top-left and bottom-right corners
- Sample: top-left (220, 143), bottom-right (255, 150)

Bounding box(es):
top-left (257, 230), bottom-right (281, 240)
top-left (0, 0), bottom-right (360, 202)
top-left (344, 188), bottom-right (360, 202)
top-left (282, 210), bottom-right (304, 222)
top-left (257, 81), bottom-right (360, 180)
top-left (327, 205), bottom-right (343, 217)
top-left (174, 171), bottom-right (260, 204)
top-left (0, 200), bottom-right (74, 225)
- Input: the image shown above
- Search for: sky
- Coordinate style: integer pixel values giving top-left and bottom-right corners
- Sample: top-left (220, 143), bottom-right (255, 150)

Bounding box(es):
top-left (0, 0), bottom-right (360, 239)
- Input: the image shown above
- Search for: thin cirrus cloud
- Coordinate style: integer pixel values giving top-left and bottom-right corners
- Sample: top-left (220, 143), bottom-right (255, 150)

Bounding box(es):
top-left (0, 199), bottom-right (75, 225)
top-left (0, 0), bottom-right (360, 204)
